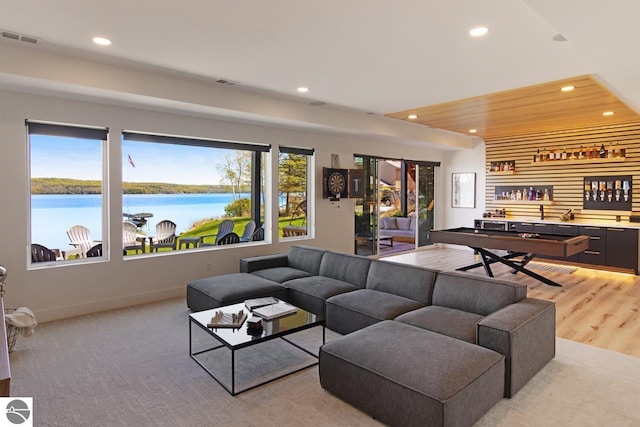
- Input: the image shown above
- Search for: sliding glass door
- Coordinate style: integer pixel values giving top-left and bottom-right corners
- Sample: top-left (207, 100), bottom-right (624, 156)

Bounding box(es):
top-left (412, 162), bottom-right (437, 248)
top-left (354, 157), bottom-right (378, 256)
top-left (354, 156), bottom-right (438, 256)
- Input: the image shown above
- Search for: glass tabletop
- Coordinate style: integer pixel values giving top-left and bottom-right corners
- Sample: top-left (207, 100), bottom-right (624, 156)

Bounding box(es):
top-left (189, 302), bottom-right (323, 349)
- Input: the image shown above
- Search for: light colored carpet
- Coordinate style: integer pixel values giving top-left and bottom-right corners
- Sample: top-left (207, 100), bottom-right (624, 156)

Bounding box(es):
top-left (8, 297), bottom-right (640, 426)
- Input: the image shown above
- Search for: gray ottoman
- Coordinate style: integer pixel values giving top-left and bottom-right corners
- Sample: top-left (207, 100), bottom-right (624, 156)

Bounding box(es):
top-left (319, 321), bottom-right (505, 427)
top-left (186, 273), bottom-right (288, 311)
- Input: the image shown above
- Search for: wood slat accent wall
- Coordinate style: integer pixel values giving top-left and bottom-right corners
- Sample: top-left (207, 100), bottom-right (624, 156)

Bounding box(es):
top-left (485, 122), bottom-right (640, 221)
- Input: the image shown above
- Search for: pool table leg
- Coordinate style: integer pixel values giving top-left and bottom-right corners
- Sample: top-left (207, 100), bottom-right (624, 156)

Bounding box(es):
top-left (467, 248), bottom-right (562, 287)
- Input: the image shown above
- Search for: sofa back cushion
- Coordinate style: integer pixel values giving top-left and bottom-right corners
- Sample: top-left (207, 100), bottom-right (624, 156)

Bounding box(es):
top-left (366, 261), bottom-right (437, 304)
top-left (319, 251), bottom-right (372, 288)
top-left (288, 245), bottom-right (327, 275)
top-left (396, 217), bottom-right (412, 230)
top-left (380, 217), bottom-right (397, 230)
top-left (432, 271), bottom-right (527, 316)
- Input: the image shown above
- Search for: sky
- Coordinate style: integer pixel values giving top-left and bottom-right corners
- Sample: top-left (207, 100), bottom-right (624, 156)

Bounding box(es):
top-left (30, 135), bottom-right (230, 185)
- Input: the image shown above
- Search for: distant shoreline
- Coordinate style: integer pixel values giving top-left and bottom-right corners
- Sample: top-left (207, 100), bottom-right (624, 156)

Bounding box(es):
top-left (31, 177), bottom-right (249, 195)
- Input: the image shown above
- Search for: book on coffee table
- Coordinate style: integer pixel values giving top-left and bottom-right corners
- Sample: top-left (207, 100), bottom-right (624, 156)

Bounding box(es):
top-left (244, 296), bottom-right (279, 311)
top-left (252, 301), bottom-right (297, 320)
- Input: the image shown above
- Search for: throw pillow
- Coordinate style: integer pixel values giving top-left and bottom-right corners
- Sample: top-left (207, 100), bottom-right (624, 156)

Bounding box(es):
top-left (382, 217), bottom-right (397, 230)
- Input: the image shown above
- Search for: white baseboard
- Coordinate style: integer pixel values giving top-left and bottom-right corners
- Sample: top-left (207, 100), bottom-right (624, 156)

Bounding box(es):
top-left (34, 286), bottom-right (185, 323)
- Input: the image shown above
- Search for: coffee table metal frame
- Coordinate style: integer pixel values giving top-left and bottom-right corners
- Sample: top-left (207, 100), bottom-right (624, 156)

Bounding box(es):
top-left (189, 302), bottom-right (325, 396)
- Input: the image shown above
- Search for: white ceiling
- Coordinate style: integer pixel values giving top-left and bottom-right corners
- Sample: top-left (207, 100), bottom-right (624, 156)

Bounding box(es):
top-left (1, 0), bottom-right (639, 145)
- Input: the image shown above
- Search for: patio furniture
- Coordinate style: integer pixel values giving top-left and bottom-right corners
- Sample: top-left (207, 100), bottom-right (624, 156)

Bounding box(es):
top-left (66, 225), bottom-right (98, 257)
top-left (283, 225), bottom-right (306, 237)
top-left (200, 219), bottom-right (234, 246)
top-left (149, 220), bottom-right (177, 252)
top-left (290, 200), bottom-right (307, 226)
top-left (86, 244), bottom-right (103, 257)
top-left (122, 221), bottom-right (146, 253)
top-left (217, 232), bottom-right (240, 245)
top-left (31, 244), bottom-right (58, 263)
top-left (251, 226), bottom-right (264, 241)
top-left (179, 237), bottom-right (201, 249)
top-left (239, 221), bottom-right (256, 242)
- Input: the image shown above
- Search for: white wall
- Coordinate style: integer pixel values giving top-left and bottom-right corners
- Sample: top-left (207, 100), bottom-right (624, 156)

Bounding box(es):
top-left (439, 140), bottom-right (486, 229)
top-left (0, 89), bottom-right (452, 322)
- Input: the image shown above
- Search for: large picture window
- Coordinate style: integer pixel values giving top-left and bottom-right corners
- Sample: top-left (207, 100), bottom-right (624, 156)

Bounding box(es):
top-left (121, 132), bottom-right (269, 254)
top-left (27, 122), bottom-right (108, 264)
top-left (278, 146), bottom-right (313, 239)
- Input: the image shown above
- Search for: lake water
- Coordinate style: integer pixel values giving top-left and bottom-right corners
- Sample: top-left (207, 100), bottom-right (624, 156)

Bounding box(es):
top-left (31, 193), bottom-right (250, 250)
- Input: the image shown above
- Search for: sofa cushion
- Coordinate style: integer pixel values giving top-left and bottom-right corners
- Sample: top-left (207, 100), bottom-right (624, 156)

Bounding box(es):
top-left (325, 289), bottom-right (425, 335)
top-left (366, 260), bottom-right (437, 304)
top-left (395, 217), bottom-right (412, 230)
top-left (186, 273), bottom-right (287, 312)
top-left (381, 217), bottom-right (397, 230)
top-left (287, 245), bottom-right (327, 275)
top-left (319, 321), bottom-right (505, 427)
top-left (283, 275), bottom-right (359, 315)
top-left (318, 251), bottom-right (372, 288)
top-left (395, 305), bottom-right (484, 343)
top-left (251, 267), bottom-right (313, 283)
top-left (433, 270), bottom-right (527, 316)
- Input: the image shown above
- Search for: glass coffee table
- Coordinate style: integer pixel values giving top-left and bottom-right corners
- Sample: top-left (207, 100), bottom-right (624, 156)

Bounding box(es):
top-left (189, 302), bottom-right (324, 395)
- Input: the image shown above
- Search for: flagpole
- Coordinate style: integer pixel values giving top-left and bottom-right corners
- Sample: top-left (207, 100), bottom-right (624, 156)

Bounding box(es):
top-left (126, 155), bottom-right (130, 215)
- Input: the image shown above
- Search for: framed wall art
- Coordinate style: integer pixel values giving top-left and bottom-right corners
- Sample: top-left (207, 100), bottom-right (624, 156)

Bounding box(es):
top-left (452, 172), bottom-right (476, 208)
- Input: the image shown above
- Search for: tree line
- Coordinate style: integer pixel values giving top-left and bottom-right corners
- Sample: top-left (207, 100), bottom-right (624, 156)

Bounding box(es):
top-left (31, 178), bottom-right (248, 195)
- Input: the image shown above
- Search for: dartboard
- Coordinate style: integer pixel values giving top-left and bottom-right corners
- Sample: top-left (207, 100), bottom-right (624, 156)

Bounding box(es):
top-left (328, 171), bottom-right (346, 196)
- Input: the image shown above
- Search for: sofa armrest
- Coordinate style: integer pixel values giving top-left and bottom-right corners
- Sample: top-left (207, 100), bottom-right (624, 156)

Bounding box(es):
top-left (239, 253), bottom-right (289, 273)
top-left (477, 298), bottom-right (555, 398)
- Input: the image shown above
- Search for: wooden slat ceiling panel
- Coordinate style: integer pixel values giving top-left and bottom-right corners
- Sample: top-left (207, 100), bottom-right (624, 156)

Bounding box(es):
top-left (386, 75), bottom-right (640, 139)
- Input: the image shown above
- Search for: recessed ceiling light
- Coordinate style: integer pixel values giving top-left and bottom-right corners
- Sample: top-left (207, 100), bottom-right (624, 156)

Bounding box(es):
top-left (297, 87), bottom-right (309, 93)
top-left (92, 37), bottom-right (111, 46)
top-left (408, 114), bottom-right (418, 120)
top-left (469, 129), bottom-right (478, 133)
top-left (561, 85), bottom-right (575, 92)
top-left (469, 27), bottom-right (489, 37)
top-left (603, 111), bottom-right (614, 116)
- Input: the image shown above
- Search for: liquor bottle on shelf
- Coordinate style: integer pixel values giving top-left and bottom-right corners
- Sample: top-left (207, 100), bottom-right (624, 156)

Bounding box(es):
top-left (548, 149), bottom-right (555, 161)
top-left (578, 145), bottom-right (585, 159)
top-left (533, 149), bottom-right (539, 163)
top-left (585, 181), bottom-right (591, 201)
top-left (561, 147), bottom-right (567, 160)
top-left (599, 144), bottom-right (606, 158)
top-left (608, 142), bottom-right (614, 158)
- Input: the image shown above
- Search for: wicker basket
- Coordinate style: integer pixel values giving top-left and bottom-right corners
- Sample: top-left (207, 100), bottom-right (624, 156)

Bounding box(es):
top-left (4, 309), bottom-right (19, 352)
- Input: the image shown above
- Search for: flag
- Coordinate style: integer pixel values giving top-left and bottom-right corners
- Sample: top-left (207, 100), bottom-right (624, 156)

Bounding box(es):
top-left (128, 154), bottom-right (135, 168)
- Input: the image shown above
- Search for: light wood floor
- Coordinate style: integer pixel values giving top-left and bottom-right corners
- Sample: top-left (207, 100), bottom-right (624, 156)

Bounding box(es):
top-left (383, 246), bottom-right (640, 358)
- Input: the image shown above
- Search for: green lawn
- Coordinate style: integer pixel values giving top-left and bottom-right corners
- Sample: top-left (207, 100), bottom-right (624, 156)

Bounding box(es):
top-left (125, 216), bottom-right (307, 255)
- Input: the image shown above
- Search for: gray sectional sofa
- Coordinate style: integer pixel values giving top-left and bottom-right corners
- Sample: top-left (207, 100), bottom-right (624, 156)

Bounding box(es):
top-left (187, 245), bottom-right (556, 427)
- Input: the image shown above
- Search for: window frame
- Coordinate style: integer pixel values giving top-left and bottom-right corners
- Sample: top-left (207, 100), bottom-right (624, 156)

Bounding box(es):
top-left (26, 120), bottom-right (109, 267)
top-left (122, 131), bottom-right (271, 254)
top-left (278, 146), bottom-right (314, 241)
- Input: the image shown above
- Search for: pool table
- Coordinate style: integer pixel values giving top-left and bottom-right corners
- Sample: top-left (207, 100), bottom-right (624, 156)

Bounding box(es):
top-left (430, 227), bottom-right (590, 287)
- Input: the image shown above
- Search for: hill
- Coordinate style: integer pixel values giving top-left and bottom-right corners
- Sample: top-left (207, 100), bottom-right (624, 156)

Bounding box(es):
top-left (31, 178), bottom-right (248, 195)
